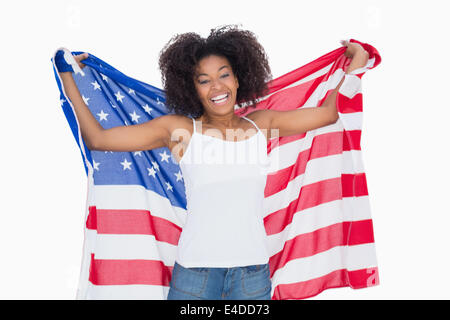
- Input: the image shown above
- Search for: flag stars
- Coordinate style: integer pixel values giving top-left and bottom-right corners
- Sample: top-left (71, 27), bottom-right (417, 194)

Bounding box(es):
top-left (147, 166), bottom-right (156, 178)
top-left (174, 170), bottom-right (183, 182)
top-left (97, 110), bottom-right (109, 121)
top-left (120, 158), bottom-right (132, 170)
top-left (142, 104), bottom-right (152, 114)
top-left (101, 73), bottom-right (108, 82)
top-left (133, 151), bottom-right (143, 157)
top-left (59, 98), bottom-right (66, 106)
top-left (159, 150), bottom-right (171, 163)
top-left (128, 88), bottom-right (135, 95)
top-left (115, 91), bottom-right (125, 103)
top-left (151, 161), bottom-right (159, 171)
top-left (82, 95), bottom-right (90, 106)
top-left (92, 160), bottom-right (100, 171)
top-left (129, 110), bottom-right (141, 123)
top-left (165, 181), bottom-right (173, 192)
top-left (91, 81), bottom-right (101, 90)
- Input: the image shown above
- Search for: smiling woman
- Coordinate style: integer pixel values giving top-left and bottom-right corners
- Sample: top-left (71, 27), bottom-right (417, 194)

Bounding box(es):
top-left (158, 24), bottom-right (272, 119)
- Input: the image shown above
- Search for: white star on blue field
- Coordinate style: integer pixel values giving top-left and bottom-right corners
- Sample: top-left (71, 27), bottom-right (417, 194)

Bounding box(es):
top-left (59, 59), bottom-right (188, 209)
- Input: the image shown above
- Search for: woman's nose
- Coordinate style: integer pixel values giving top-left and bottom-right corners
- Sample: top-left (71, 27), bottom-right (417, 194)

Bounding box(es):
top-left (210, 78), bottom-right (223, 90)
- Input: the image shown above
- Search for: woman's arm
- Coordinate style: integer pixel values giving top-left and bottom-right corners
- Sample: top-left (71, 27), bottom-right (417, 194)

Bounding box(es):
top-left (59, 70), bottom-right (104, 149)
top-left (319, 41), bottom-right (369, 119)
top-left (58, 53), bottom-right (173, 151)
top-left (251, 41), bottom-right (369, 138)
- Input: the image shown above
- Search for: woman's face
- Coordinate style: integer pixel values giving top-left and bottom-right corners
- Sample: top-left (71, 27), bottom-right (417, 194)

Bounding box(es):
top-left (193, 55), bottom-right (239, 117)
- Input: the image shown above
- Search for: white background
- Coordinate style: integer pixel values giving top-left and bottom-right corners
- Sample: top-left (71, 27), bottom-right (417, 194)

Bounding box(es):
top-left (1, 0), bottom-right (449, 299)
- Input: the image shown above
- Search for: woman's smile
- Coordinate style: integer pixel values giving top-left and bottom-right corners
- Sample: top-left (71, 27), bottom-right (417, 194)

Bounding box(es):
top-left (210, 92), bottom-right (230, 106)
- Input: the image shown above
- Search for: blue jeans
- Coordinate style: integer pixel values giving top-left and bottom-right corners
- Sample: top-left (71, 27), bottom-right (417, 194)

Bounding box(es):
top-left (167, 261), bottom-right (272, 300)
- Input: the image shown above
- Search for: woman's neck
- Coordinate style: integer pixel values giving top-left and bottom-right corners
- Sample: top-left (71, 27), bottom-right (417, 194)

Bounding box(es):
top-left (197, 114), bottom-right (242, 128)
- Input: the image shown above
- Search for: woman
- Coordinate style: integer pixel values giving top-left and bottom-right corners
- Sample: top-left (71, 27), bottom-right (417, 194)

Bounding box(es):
top-left (58, 25), bottom-right (368, 300)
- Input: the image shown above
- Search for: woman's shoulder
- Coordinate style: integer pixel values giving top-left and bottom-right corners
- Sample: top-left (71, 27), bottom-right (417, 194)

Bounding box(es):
top-left (163, 114), bottom-right (192, 129)
top-left (244, 109), bottom-right (272, 142)
top-left (245, 110), bottom-right (271, 130)
top-left (163, 114), bottom-right (194, 144)
top-left (163, 114), bottom-right (195, 163)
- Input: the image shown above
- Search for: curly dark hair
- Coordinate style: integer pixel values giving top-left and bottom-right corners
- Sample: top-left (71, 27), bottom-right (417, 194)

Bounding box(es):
top-left (158, 24), bottom-right (272, 118)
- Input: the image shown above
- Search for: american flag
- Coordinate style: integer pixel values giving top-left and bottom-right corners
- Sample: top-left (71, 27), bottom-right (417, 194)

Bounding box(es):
top-left (51, 39), bottom-right (380, 300)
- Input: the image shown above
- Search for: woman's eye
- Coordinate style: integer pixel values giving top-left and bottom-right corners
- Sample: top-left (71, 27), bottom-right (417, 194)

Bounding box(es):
top-left (198, 74), bottom-right (229, 85)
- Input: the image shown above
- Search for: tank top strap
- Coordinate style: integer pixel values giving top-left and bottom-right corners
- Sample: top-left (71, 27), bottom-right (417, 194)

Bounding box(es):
top-left (242, 116), bottom-right (261, 133)
top-left (192, 117), bottom-right (196, 134)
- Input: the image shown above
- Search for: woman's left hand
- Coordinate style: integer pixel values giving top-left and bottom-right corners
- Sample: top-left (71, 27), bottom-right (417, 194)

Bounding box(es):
top-left (340, 40), bottom-right (367, 58)
top-left (74, 52), bottom-right (89, 69)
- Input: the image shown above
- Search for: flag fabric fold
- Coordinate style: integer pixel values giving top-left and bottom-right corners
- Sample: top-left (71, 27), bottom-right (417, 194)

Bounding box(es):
top-left (51, 39), bottom-right (381, 300)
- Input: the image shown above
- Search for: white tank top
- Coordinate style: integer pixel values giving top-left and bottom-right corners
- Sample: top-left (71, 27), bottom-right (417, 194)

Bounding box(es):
top-left (177, 116), bottom-right (271, 268)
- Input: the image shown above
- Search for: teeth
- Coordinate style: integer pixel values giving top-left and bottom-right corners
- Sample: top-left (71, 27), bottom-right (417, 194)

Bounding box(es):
top-left (211, 93), bottom-right (228, 101)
